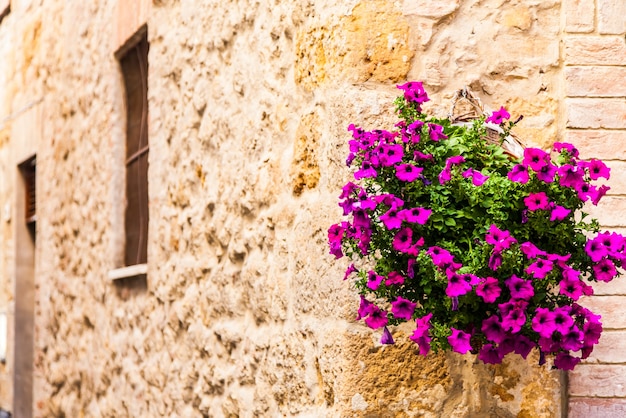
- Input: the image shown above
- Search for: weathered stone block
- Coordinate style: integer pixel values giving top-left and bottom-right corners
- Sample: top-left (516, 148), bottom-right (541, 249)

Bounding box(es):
top-left (569, 364), bottom-right (626, 397)
top-left (566, 67), bottom-right (626, 97)
top-left (579, 296), bottom-right (626, 329)
top-left (569, 398), bottom-right (626, 418)
top-left (586, 330), bottom-right (626, 363)
top-left (565, 36), bottom-right (626, 65)
top-left (566, 98), bottom-right (626, 129)
top-left (566, 130), bottom-right (626, 160)
top-left (598, 0), bottom-right (626, 34)
top-left (402, 0), bottom-right (460, 19)
top-left (564, 0), bottom-right (595, 33)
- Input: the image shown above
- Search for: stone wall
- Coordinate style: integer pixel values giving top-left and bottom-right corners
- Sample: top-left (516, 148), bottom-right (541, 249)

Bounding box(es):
top-left (1, 0), bottom-right (623, 416)
top-left (563, 0), bottom-right (626, 416)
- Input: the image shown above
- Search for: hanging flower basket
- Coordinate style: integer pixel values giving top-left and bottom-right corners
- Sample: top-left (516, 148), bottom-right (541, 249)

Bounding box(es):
top-left (329, 81), bottom-right (618, 370)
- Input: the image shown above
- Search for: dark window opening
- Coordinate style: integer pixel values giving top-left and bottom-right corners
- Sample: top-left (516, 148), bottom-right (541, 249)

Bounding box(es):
top-left (118, 27), bottom-right (149, 267)
top-left (18, 155), bottom-right (36, 239)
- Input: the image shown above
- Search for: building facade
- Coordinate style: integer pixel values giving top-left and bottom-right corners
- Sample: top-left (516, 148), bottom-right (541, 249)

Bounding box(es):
top-left (0, 0), bottom-right (625, 416)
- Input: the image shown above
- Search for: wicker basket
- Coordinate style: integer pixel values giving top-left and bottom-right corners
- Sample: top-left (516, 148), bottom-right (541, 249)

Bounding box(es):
top-left (448, 87), bottom-right (525, 159)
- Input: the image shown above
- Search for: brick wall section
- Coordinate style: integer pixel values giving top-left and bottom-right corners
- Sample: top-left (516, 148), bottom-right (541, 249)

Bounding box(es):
top-left (564, 1), bottom-right (626, 416)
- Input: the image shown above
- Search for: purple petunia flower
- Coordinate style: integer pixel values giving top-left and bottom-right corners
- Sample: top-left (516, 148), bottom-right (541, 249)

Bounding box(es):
top-left (397, 81), bottom-right (430, 106)
top-left (364, 306), bottom-right (388, 329)
top-left (553, 306), bottom-right (575, 335)
top-left (557, 164), bottom-right (585, 188)
top-left (553, 352), bottom-right (580, 370)
top-left (524, 192), bottom-right (550, 211)
top-left (559, 276), bottom-right (584, 300)
top-left (583, 159), bottom-right (611, 180)
top-left (448, 328), bottom-right (473, 354)
top-left (476, 276), bottom-right (501, 303)
top-left (513, 335), bottom-right (535, 359)
top-left (585, 238), bottom-right (609, 262)
top-left (478, 344), bottom-right (504, 364)
top-left (561, 326), bottom-right (584, 351)
top-left (536, 162), bottom-right (558, 183)
top-left (398, 207), bottom-right (432, 225)
top-left (381, 326), bottom-right (395, 345)
top-left (508, 164), bottom-right (529, 183)
top-left (380, 207), bottom-right (403, 229)
top-left (354, 160), bottom-right (378, 179)
top-left (592, 184), bottom-right (610, 205)
top-left (428, 123), bottom-right (448, 141)
top-left (485, 224), bottom-right (517, 251)
top-left (523, 147), bottom-right (550, 171)
top-left (385, 271), bottom-right (405, 286)
top-left (344, 264), bottom-right (357, 280)
top-left (462, 168), bottom-right (489, 186)
top-left (366, 270), bottom-right (384, 290)
top-left (427, 246), bottom-right (455, 268)
top-left (532, 307), bottom-right (556, 338)
top-left (593, 258), bottom-right (617, 282)
top-left (553, 142), bottom-right (579, 158)
top-left (393, 228), bottom-right (414, 252)
top-left (526, 258), bottom-right (554, 279)
top-left (506, 275), bottom-right (534, 300)
top-left (410, 313), bottom-right (433, 356)
top-left (482, 315), bottom-right (506, 343)
top-left (446, 272), bottom-right (473, 297)
top-left (357, 295), bottom-right (374, 320)
top-left (391, 296), bottom-right (417, 320)
top-left (550, 205), bottom-right (571, 221)
top-left (486, 106), bottom-right (510, 124)
top-left (499, 300), bottom-right (528, 333)
top-left (396, 164), bottom-right (424, 182)
top-left (520, 241), bottom-right (547, 259)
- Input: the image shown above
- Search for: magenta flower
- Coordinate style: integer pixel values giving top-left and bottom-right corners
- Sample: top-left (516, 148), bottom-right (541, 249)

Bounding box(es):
top-left (391, 296), bottom-right (417, 320)
top-left (482, 315), bottom-right (506, 343)
top-left (593, 258), bottom-right (617, 282)
top-left (513, 335), bottom-right (535, 359)
top-left (478, 344), bottom-right (504, 364)
top-left (354, 160), bottom-right (378, 179)
top-left (585, 238), bottom-right (608, 262)
top-left (486, 106), bottom-right (510, 124)
top-left (476, 277), bottom-right (501, 303)
top-left (428, 123), bottom-right (448, 141)
top-left (378, 143), bottom-right (404, 167)
top-left (393, 228), bottom-right (414, 252)
top-left (364, 306), bottom-right (388, 329)
top-left (366, 270), bottom-right (384, 290)
top-left (396, 164), bottom-right (423, 182)
top-left (385, 271), bottom-right (405, 286)
top-left (438, 167), bottom-right (452, 184)
top-left (413, 150), bottom-right (433, 161)
top-left (532, 307), bottom-right (556, 338)
top-left (397, 81), bottom-right (430, 106)
top-left (561, 326), bottom-right (584, 351)
top-left (398, 207), bottom-right (432, 225)
top-left (597, 231), bottom-right (625, 256)
top-left (559, 276), bottom-right (584, 300)
top-left (410, 313), bottom-right (433, 355)
top-left (520, 241), bottom-right (547, 259)
top-left (524, 192), bottom-right (550, 211)
top-left (583, 159), bottom-right (610, 180)
top-left (592, 184), bottom-right (610, 205)
top-left (488, 251), bottom-right (503, 271)
top-left (448, 328), bottom-right (473, 354)
top-left (499, 300), bottom-right (528, 333)
top-left (381, 326), bottom-right (395, 345)
top-left (344, 264), bottom-right (357, 280)
top-left (523, 147), bottom-right (549, 171)
top-left (557, 164), bottom-right (585, 188)
top-left (526, 258), bottom-right (554, 279)
top-left (553, 142), bottom-right (579, 158)
top-left (553, 352), bottom-right (580, 371)
top-left (506, 275), bottom-right (534, 300)
top-left (536, 163), bottom-right (557, 183)
top-left (485, 224), bottom-right (517, 251)
top-left (508, 164), bottom-right (529, 183)
top-left (357, 296), bottom-right (373, 320)
top-left (583, 313), bottom-right (603, 346)
top-left (462, 168), bottom-right (489, 186)
top-left (553, 307), bottom-right (575, 334)
top-left (575, 182), bottom-right (597, 202)
top-left (550, 205), bottom-right (571, 221)
top-left (427, 246), bottom-right (455, 268)
top-left (446, 273), bottom-right (472, 297)
top-left (380, 207), bottom-right (403, 229)
top-left (407, 120), bottom-right (424, 140)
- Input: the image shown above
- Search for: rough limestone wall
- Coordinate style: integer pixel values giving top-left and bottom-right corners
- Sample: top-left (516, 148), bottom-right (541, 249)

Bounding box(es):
top-left (0, 0), bottom-right (571, 416)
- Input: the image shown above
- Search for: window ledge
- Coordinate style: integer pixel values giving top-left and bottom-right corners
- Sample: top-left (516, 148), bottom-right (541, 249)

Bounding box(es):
top-left (108, 263), bottom-right (147, 281)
